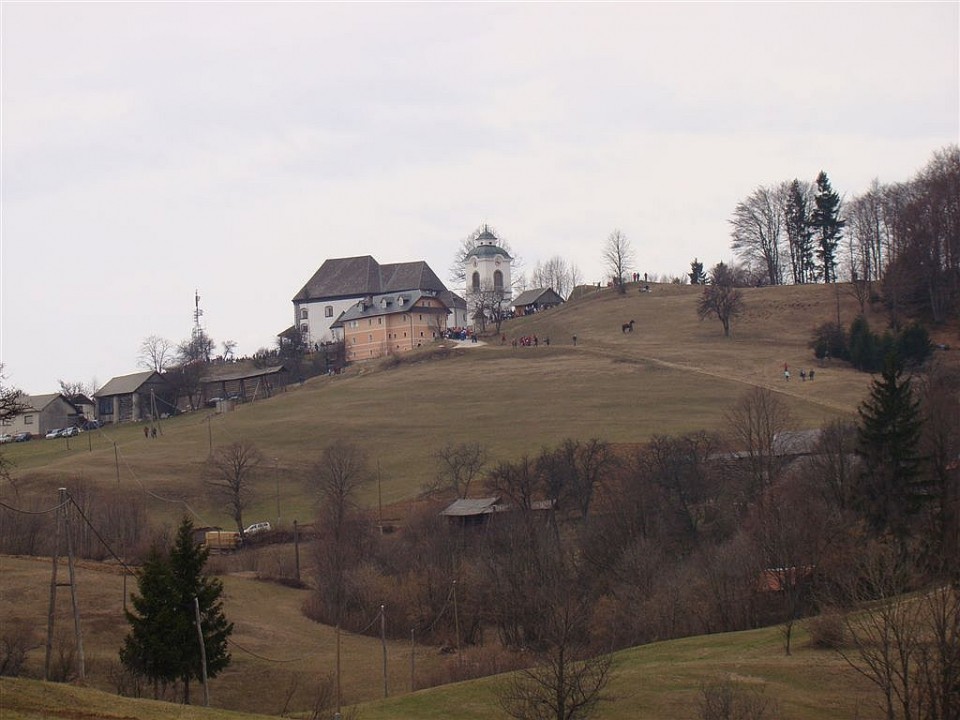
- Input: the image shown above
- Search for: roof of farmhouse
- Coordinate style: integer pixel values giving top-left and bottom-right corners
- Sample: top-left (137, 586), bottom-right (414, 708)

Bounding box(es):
top-left (293, 256), bottom-right (447, 302)
top-left (331, 291), bottom-right (449, 327)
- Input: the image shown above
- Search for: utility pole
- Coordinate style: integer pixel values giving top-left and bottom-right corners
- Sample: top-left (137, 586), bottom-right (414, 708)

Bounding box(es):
top-left (381, 604), bottom-right (387, 698)
top-left (193, 597), bottom-right (210, 707)
top-left (63, 491), bottom-right (85, 681)
top-left (46, 489), bottom-right (85, 681)
top-left (44, 489), bottom-right (64, 680)
top-left (335, 622), bottom-right (342, 715)
top-left (410, 627), bottom-right (416, 692)
top-left (452, 579), bottom-right (461, 665)
top-left (293, 520), bottom-right (301, 583)
top-left (114, 443), bottom-right (120, 487)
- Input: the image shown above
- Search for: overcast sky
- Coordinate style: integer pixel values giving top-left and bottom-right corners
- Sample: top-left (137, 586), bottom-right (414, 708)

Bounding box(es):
top-left (1, 2), bottom-right (957, 395)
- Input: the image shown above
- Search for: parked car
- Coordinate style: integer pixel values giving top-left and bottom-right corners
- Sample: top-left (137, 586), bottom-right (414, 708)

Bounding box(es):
top-left (45, 428), bottom-right (63, 439)
top-left (0, 434), bottom-right (12, 444)
top-left (244, 521), bottom-right (272, 536)
top-left (13, 432), bottom-right (32, 442)
top-left (61, 426), bottom-right (80, 437)
top-left (82, 419), bottom-right (100, 430)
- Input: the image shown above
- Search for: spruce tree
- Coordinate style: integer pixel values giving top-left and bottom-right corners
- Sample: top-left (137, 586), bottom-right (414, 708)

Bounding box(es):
top-left (856, 358), bottom-right (926, 542)
top-left (121, 518), bottom-right (232, 703)
top-left (784, 179), bottom-right (816, 284)
top-left (811, 171), bottom-right (845, 283)
top-left (689, 258), bottom-right (706, 285)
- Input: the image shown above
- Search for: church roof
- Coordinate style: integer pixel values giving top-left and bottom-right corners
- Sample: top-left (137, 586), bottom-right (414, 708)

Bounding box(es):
top-left (294, 256), bottom-right (447, 302)
top-left (464, 227), bottom-right (512, 261)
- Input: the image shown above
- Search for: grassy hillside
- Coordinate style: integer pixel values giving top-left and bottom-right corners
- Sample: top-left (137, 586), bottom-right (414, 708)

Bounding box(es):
top-left (1, 281), bottom-right (903, 532)
top-left (1, 281), bottom-right (948, 718)
top-left (354, 623), bottom-right (879, 720)
top-left (0, 621), bottom-right (878, 720)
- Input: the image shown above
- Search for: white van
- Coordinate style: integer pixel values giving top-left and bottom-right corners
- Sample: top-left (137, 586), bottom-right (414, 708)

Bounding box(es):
top-left (244, 521), bottom-right (271, 535)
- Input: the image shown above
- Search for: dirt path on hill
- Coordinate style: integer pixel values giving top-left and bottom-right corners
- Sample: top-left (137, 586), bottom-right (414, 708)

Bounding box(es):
top-left (579, 343), bottom-right (858, 415)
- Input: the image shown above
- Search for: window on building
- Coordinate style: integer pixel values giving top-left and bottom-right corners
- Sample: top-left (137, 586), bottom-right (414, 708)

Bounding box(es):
top-left (300, 308), bottom-right (308, 320)
top-left (325, 306), bottom-right (334, 318)
top-left (300, 324), bottom-right (308, 334)
top-left (494, 270), bottom-right (504, 291)
top-left (24, 414), bottom-right (34, 425)
top-left (472, 272), bottom-right (480, 291)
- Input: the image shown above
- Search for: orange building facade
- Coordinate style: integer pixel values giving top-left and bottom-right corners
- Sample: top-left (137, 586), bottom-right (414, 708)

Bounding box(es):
top-left (335, 292), bottom-right (450, 362)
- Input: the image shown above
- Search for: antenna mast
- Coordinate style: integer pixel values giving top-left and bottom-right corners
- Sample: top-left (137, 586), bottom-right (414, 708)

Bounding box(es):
top-left (192, 289), bottom-right (204, 339)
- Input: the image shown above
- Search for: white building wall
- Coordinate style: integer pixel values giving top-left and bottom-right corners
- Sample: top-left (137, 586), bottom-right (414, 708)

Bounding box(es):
top-left (295, 298), bottom-right (358, 345)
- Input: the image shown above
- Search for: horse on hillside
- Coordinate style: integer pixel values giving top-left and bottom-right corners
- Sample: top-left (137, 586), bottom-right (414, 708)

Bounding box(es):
top-left (622, 320), bottom-right (635, 333)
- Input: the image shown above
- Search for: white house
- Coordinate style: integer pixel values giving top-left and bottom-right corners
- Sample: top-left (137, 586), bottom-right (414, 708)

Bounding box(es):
top-left (2, 394), bottom-right (80, 437)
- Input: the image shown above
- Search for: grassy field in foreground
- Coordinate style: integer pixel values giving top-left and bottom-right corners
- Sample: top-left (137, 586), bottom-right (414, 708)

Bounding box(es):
top-left (355, 623), bottom-right (879, 720)
top-left (0, 621), bottom-right (880, 720)
top-left (0, 554), bottom-right (450, 716)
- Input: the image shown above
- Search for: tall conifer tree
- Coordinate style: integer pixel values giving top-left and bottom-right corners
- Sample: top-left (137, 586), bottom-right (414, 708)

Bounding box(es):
top-left (856, 359), bottom-right (926, 542)
top-left (121, 518), bottom-right (232, 703)
top-left (811, 171), bottom-right (845, 283)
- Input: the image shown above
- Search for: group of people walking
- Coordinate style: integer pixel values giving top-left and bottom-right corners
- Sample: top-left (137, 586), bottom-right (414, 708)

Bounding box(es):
top-left (783, 363), bottom-right (814, 382)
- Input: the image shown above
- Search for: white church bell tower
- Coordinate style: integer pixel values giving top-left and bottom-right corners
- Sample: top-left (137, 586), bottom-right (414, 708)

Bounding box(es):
top-left (463, 225), bottom-right (512, 329)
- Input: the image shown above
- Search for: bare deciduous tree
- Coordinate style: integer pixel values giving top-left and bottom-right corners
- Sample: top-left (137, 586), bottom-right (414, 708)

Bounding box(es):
top-left (697, 262), bottom-right (745, 337)
top-left (698, 675), bottom-right (782, 720)
top-left (602, 229), bottom-right (634, 294)
top-left (835, 542), bottom-right (960, 720)
top-left (730, 184), bottom-right (786, 286)
top-left (0, 365), bottom-right (26, 490)
top-left (497, 542), bottom-right (611, 720)
top-left (531, 256), bottom-right (582, 300)
top-left (205, 441), bottom-right (263, 537)
top-left (137, 335), bottom-right (174, 372)
top-left (725, 387), bottom-right (793, 499)
top-left (427, 442), bottom-right (488, 498)
top-left (311, 441), bottom-right (372, 624)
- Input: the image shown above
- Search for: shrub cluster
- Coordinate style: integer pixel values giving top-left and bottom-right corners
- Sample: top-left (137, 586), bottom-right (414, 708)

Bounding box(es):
top-left (810, 317), bottom-right (932, 372)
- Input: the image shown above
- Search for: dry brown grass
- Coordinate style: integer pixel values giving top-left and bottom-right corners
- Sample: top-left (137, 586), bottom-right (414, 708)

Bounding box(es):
top-left (0, 554), bottom-right (448, 715)
top-left (2, 281), bottom-right (913, 532)
top-left (2, 281), bottom-right (953, 717)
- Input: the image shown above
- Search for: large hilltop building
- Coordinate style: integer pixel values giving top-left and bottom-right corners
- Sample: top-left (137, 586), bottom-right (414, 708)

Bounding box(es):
top-left (292, 256), bottom-right (468, 348)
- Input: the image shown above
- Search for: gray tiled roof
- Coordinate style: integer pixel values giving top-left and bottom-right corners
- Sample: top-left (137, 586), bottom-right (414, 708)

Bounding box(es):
top-left (440, 497), bottom-right (501, 516)
top-left (465, 242), bottom-right (512, 261)
top-left (331, 291), bottom-right (449, 327)
top-left (513, 287), bottom-right (563, 307)
top-left (199, 365), bottom-right (287, 384)
top-left (21, 393), bottom-right (63, 412)
top-left (293, 256), bottom-right (447, 302)
top-left (95, 371), bottom-right (162, 397)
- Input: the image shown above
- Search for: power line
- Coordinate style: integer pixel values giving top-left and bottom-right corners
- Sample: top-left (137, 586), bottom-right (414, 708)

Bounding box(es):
top-left (0, 498), bottom-right (70, 515)
top-left (65, 493), bottom-right (135, 575)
